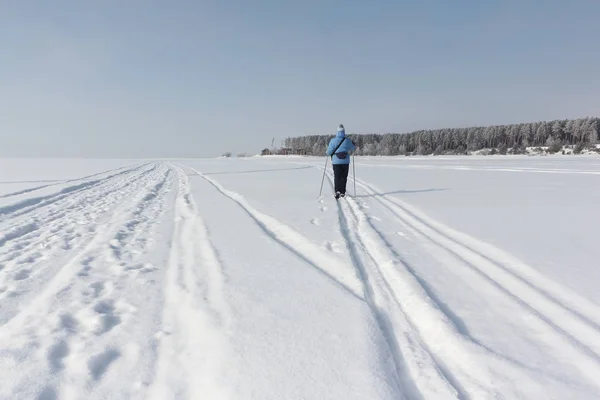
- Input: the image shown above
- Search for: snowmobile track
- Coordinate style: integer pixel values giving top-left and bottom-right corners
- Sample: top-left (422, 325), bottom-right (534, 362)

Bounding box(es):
top-left (0, 162), bottom-right (177, 399)
top-left (148, 165), bottom-right (232, 400)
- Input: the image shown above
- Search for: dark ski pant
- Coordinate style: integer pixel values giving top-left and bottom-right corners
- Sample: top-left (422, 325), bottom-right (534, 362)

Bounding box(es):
top-left (332, 163), bottom-right (350, 194)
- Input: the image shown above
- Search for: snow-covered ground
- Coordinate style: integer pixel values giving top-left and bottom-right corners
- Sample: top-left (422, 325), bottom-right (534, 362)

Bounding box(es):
top-left (1, 155), bottom-right (600, 399)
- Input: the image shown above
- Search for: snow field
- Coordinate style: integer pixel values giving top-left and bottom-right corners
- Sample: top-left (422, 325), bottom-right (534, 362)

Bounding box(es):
top-left (1, 156), bottom-right (600, 399)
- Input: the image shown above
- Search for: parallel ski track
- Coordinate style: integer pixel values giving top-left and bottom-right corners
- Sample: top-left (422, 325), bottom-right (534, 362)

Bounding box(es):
top-left (148, 165), bottom-right (232, 400)
top-left (320, 166), bottom-right (600, 399)
top-left (358, 178), bottom-right (600, 335)
top-left (355, 163), bottom-right (600, 175)
top-left (0, 162), bottom-right (174, 400)
top-left (318, 174), bottom-right (458, 400)
top-left (351, 176), bottom-right (600, 385)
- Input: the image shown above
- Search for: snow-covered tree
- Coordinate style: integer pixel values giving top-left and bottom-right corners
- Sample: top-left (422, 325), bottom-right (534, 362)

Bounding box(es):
top-left (280, 117), bottom-right (599, 156)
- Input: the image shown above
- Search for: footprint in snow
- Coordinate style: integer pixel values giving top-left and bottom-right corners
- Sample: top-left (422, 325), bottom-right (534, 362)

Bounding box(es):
top-left (14, 269), bottom-right (31, 281)
top-left (5, 250), bottom-right (23, 263)
top-left (59, 313), bottom-right (78, 333)
top-left (124, 263), bottom-right (157, 274)
top-left (47, 339), bottom-right (69, 372)
top-left (37, 386), bottom-right (57, 400)
top-left (83, 256), bottom-right (95, 264)
top-left (88, 348), bottom-right (120, 381)
top-left (20, 252), bottom-right (41, 264)
top-left (93, 300), bottom-right (121, 335)
top-left (324, 242), bottom-right (340, 253)
top-left (78, 265), bottom-right (92, 277)
top-left (78, 256), bottom-right (95, 277)
top-left (90, 281), bottom-right (105, 298)
top-left (310, 218), bottom-right (320, 225)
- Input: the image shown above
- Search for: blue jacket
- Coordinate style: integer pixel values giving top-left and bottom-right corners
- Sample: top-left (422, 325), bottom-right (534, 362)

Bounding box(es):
top-left (326, 129), bottom-right (356, 164)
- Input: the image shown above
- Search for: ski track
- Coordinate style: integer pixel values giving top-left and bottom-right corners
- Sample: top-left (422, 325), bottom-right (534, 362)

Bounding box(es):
top-left (147, 165), bottom-right (232, 400)
top-left (185, 165), bottom-right (426, 399)
top-left (193, 163), bottom-right (571, 399)
top-left (351, 174), bottom-right (600, 394)
top-left (186, 166), bottom-right (365, 302)
top-left (353, 178), bottom-right (600, 360)
top-left (0, 162), bottom-right (176, 399)
top-left (319, 175), bottom-right (458, 400)
top-left (356, 163), bottom-right (600, 175)
top-left (320, 166), bottom-right (600, 399)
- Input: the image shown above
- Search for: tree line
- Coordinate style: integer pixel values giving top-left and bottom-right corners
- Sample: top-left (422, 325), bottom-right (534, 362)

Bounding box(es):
top-left (282, 117), bottom-right (599, 156)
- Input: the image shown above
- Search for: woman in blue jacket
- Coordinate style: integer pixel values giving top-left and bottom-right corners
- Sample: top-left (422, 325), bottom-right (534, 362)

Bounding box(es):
top-left (326, 124), bottom-right (356, 198)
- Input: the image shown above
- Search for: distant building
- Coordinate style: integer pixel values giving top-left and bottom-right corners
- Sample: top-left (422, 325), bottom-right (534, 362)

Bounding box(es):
top-left (260, 147), bottom-right (308, 156)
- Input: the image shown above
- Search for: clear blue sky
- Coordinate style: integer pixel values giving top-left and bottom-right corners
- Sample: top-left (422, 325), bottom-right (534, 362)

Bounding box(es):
top-left (1, 0), bottom-right (599, 157)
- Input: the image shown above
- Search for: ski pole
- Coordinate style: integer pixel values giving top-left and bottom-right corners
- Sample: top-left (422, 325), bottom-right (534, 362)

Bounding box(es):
top-left (319, 156), bottom-right (328, 197)
top-left (352, 154), bottom-right (356, 197)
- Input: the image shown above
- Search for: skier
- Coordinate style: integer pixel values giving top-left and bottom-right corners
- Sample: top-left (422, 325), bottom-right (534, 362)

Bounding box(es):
top-left (326, 124), bottom-right (356, 199)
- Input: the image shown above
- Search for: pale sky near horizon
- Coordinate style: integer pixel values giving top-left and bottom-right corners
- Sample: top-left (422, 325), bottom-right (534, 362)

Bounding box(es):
top-left (1, 1), bottom-right (599, 158)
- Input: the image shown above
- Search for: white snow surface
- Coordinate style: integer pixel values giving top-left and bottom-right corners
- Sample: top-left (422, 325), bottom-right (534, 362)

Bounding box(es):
top-left (1, 155), bottom-right (600, 399)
